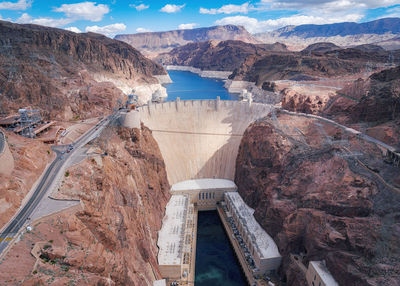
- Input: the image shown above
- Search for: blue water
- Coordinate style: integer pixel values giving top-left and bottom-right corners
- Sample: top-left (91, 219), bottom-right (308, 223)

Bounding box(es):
top-left (195, 211), bottom-right (247, 286)
top-left (164, 70), bottom-right (238, 101)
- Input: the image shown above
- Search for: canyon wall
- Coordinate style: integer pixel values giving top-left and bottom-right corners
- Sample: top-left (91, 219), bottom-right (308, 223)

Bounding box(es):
top-left (0, 20), bottom-right (166, 120)
top-left (235, 112), bottom-right (400, 286)
top-left (0, 125), bottom-right (171, 285)
top-left (0, 131), bottom-right (52, 230)
top-left (137, 100), bottom-right (273, 185)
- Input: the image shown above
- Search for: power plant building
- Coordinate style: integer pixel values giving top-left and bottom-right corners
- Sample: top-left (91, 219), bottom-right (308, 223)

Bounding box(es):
top-left (171, 178), bottom-right (237, 210)
top-left (306, 261), bottom-right (339, 286)
top-left (224, 192), bottom-right (282, 275)
top-left (157, 195), bottom-right (195, 280)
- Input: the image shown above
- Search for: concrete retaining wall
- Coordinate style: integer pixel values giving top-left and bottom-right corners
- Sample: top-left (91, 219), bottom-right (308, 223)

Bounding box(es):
top-left (119, 110), bottom-right (141, 129)
top-left (137, 99), bottom-right (273, 184)
top-left (166, 65), bottom-right (232, 79)
top-left (0, 130), bottom-right (14, 176)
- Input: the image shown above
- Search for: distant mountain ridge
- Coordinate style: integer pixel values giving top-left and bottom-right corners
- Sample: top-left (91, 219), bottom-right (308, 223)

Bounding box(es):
top-left (256, 18), bottom-right (400, 50)
top-left (276, 18), bottom-right (400, 38)
top-left (115, 25), bottom-right (259, 55)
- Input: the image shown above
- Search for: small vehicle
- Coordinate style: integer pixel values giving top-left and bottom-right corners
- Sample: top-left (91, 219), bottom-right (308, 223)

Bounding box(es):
top-left (61, 151), bottom-right (65, 154)
top-left (66, 149), bottom-right (70, 153)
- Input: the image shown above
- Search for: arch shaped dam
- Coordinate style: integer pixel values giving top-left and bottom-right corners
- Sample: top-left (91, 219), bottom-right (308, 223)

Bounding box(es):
top-left (135, 99), bottom-right (273, 185)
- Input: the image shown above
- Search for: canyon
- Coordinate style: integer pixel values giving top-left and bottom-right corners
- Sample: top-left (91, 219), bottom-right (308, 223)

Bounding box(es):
top-left (0, 21), bottom-right (167, 120)
top-left (0, 16), bottom-right (399, 286)
top-left (0, 125), bottom-right (171, 285)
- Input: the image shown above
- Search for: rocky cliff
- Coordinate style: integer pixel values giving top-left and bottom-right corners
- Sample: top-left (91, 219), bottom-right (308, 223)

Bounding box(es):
top-left (229, 52), bottom-right (371, 85)
top-left (0, 20), bottom-right (166, 120)
top-left (157, 40), bottom-right (287, 71)
top-left (0, 124), bottom-right (171, 285)
top-left (115, 25), bottom-right (259, 55)
top-left (327, 65), bottom-right (400, 123)
top-left (235, 112), bottom-right (400, 286)
top-left (0, 130), bottom-right (52, 229)
top-left (325, 65), bottom-right (400, 147)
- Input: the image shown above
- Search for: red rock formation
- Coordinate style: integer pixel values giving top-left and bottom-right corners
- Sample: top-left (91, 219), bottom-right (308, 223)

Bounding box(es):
top-left (0, 130), bottom-right (52, 229)
top-left (0, 125), bottom-right (170, 285)
top-left (235, 113), bottom-right (400, 286)
top-left (325, 65), bottom-right (400, 147)
top-left (157, 40), bottom-right (287, 71)
top-left (0, 20), bottom-right (166, 120)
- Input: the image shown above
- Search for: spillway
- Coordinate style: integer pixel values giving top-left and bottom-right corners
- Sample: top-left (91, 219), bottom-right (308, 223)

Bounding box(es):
top-left (132, 99), bottom-right (273, 185)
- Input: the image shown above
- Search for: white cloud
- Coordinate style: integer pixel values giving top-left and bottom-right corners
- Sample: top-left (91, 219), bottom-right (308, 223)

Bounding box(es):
top-left (16, 13), bottom-right (73, 27)
top-left (85, 23), bottom-right (126, 37)
top-left (215, 14), bottom-right (364, 33)
top-left (160, 4), bottom-right (185, 13)
top-left (65, 26), bottom-right (82, 33)
top-left (136, 27), bottom-right (152, 33)
top-left (260, 0), bottom-right (400, 13)
top-left (130, 3), bottom-right (149, 11)
top-left (178, 23), bottom-right (198, 29)
top-left (200, 2), bottom-right (255, 15)
top-left (54, 1), bottom-right (109, 22)
top-left (0, 0), bottom-right (31, 10)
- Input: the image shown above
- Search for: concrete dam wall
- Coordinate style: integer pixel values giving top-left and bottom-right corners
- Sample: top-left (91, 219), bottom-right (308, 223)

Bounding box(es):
top-left (131, 99), bottom-right (273, 185)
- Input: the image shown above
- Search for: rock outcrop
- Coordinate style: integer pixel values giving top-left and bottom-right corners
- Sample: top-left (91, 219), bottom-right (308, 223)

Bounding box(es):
top-left (0, 130), bottom-right (52, 229)
top-left (0, 20), bottom-right (166, 120)
top-left (325, 65), bottom-right (400, 147)
top-left (229, 52), bottom-right (371, 85)
top-left (115, 25), bottom-right (259, 55)
top-left (235, 112), bottom-right (400, 286)
top-left (0, 124), bottom-right (171, 285)
top-left (157, 40), bottom-right (287, 72)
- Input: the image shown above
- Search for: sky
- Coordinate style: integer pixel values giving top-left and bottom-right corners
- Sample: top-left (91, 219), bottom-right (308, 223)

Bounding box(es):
top-left (0, 0), bottom-right (399, 37)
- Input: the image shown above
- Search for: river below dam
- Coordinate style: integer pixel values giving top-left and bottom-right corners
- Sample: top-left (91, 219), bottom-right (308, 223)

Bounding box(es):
top-left (195, 211), bottom-right (247, 286)
top-left (165, 70), bottom-right (238, 101)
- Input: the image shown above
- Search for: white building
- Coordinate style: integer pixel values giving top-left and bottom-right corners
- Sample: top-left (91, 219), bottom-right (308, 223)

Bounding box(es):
top-left (306, 261), bottom-right (339, 286)
top-left (224, 192), bottom-right (282, 275)
top-left (157, 195), bottom-right (193, 279)
top-left (153, 279), bottom-right (166, 286)
top-left (171, 179), bottom-right (237, 210)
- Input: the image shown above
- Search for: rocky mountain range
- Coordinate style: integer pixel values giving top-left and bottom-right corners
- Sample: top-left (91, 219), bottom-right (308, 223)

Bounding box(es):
top-left (0, 20), bottom-right (166, 120)
top-left (157, 40), bottom-right (287, 71)
top-left (256, 18), bottom-right (400, 51)
top-left (115, 25), bottom-right (259, 56)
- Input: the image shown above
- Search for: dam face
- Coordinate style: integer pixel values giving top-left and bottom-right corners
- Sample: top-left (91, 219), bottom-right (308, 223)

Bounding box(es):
top-left (134, 99), bottom-right (273, 185)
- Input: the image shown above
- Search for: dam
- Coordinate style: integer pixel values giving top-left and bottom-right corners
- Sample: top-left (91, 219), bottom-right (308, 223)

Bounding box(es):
top-left (121, 99), bottom-right (281, 285)
top-left (120, 72), bottom-right (281, 286)
top-left (122, 98), bottom-right (273, 184)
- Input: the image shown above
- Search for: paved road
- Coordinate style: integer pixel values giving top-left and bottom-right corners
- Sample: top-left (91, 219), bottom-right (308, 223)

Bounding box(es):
top-left (0, 130), bottom-right (5, 154)
top-left (0, 113), bottom-right (117, 254)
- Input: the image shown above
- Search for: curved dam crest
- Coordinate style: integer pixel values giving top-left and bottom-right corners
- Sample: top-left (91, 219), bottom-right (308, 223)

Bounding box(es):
top-left (126, 99), bottom-right (273, 185)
